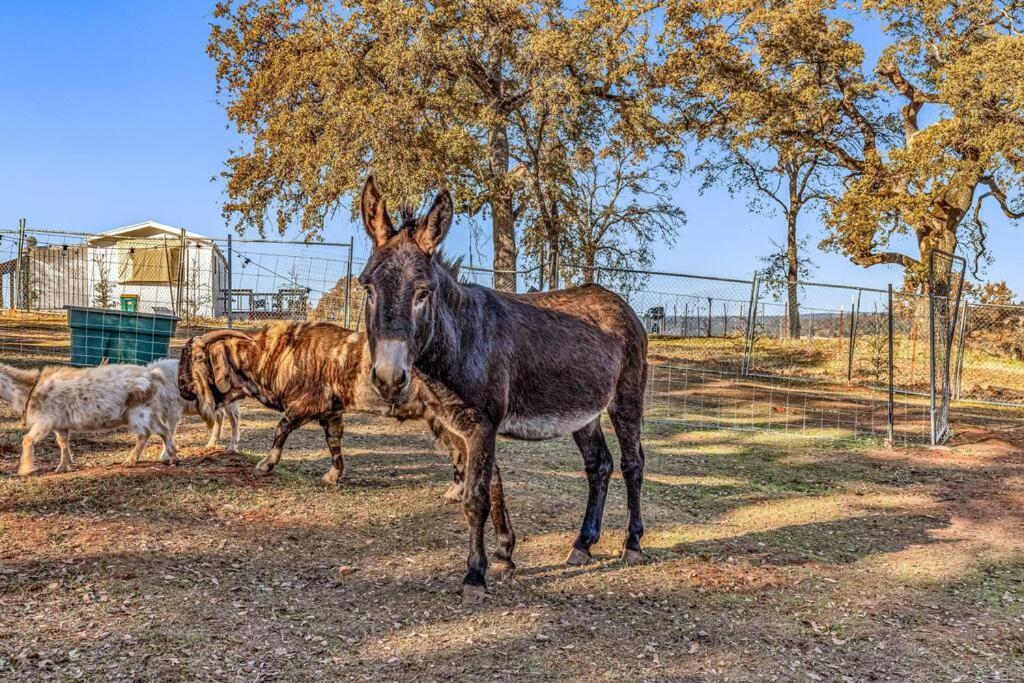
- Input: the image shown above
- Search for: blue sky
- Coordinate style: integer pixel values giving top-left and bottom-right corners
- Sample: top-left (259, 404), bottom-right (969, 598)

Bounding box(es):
top-left (1, 1), bottom-right (1020, 292)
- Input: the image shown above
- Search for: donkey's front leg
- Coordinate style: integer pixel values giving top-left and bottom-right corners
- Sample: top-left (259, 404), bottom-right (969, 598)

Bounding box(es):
top-left (461, 423), bottom-right (496, 605)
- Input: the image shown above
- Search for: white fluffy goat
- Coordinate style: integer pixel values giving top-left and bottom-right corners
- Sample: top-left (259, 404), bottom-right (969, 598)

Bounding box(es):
top-left (0, 359), bottom-right (239, 476)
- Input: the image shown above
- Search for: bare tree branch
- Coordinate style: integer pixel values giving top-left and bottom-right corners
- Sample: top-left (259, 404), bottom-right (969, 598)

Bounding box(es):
top-left (979, 176), bottom-right (1024, 219)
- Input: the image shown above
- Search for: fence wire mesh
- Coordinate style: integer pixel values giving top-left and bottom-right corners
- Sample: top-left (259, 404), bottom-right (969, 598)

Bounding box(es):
top-left (0, 227), bottom-right (364, 366)
top-left (0, 224), bottom-right (1017, 445)
top-left (953, 300), bottom-right (1024, 405)
top-left (929, 250), bottom-right (966, 444)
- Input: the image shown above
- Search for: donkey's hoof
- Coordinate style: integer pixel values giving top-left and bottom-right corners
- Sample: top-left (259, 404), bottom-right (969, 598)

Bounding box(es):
top-left (622, 548), bottom-right (645, 565)
top-left (322, 468), bottom-right (344, 487)
top-left (254, 462), bottom-right (274, 476)
top-left (122, 460), bottom-right (137, 469)
top-left (17, 465), bottom-right (39, 477)
top-left (442, 482), bottom-right (464, 505)
top-left (53, 463), bottom-right (74, 474)
top-left (566, 547), bottom-right (593, 566)
top-left (161, 456), bottom-right (181, 467)
top-left (490, 560), bottom-right (516, 581)
top-left (462, 584), bottom-right (488, 606)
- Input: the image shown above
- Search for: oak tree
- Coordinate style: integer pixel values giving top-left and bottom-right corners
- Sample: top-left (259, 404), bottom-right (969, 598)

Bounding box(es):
top-left (660, 0), bottom-right (1024, 290)
top-left (209, 0), bottom-right (659, 290)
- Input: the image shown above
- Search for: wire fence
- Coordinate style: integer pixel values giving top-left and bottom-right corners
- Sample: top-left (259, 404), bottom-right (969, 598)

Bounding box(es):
top-left (0, 223), bottom-right (1019, 445)
top-left (953, 300), bottom-right (1024, 404)
top-left (0, 224), bottom-right (365, 365)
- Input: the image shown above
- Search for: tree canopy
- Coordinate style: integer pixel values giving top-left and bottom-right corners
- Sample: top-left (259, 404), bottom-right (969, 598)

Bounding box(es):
top-left (659, 0), bottom-right (1024, 285)
top-left (209, 0), bottom-right (663, 290)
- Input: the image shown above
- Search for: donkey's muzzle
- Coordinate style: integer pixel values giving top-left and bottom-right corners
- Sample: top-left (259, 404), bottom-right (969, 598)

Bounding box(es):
top-left (371, 338), bottom-right (411, 404)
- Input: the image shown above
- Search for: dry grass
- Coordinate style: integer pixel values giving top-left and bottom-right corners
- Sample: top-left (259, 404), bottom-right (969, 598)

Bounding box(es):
top-left (1, 401), bottom-right (1023, 681)
top-left (3, 312), bottom-right (1021, 402)
top-left (648, 334), bottom-right (1024, 399)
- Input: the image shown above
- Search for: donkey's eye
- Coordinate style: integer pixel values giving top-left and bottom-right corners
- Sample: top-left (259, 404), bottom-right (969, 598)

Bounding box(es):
top-left (363, 285), bottom-right (375, 300)
top-left (414, 288), bottom-right (430, 304)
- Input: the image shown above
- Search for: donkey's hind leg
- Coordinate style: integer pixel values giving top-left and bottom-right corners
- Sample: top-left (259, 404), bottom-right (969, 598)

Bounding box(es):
top-left (320, 413), bottom-right (345, 486)
top-left (608, 390), bottom-right (646, 564)
top-left (489, 461), bottom-right (516, 579)
top-left (566, 416), bottom-right (614, 566)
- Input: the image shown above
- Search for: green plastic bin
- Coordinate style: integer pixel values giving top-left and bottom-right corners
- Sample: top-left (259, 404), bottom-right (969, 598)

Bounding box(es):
top-left (66, 306), bottom-right (179, 367)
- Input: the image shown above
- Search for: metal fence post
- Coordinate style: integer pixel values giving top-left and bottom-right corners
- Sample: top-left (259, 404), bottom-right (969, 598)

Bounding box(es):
top-left (706, 297), bottom-right (712, 337)
top-left (14, 218), bottom-right (26, 310)
top-left (177, 228), bottom-right (187, 318)
top-left (226, 234), bottom-right (233, 329)
top-left (887, 284), bottom-right (895, 446)
top-left (952, 299), bottom-right (969, 400)
top-left (847, 289), bottom-right (861, 381)
top-left (741, 273), bottom-right (759, 375)
top-left (343, 237), bottom-right (354, 327)
top-left (928, 253), bottom-right (938, 445)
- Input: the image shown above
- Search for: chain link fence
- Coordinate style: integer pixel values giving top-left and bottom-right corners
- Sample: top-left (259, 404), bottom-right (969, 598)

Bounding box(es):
top-left (2, 223), bottom-right (1018, 444)
top-left (953, 300), bottom-right (1024, 405)
top-left (0, 224), bottom-right (365, 366)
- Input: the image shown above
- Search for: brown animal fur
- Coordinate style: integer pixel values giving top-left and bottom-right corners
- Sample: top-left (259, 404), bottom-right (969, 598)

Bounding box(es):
top-left (179, 322), bottom-right (463, 489)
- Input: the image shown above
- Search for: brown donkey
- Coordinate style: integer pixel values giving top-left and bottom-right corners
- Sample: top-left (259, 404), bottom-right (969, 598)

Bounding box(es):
top-left (357, 177), bottom-right (649, 603)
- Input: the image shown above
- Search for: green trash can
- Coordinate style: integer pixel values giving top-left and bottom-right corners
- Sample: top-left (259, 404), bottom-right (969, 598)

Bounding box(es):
top-left (66, 306), bottom-right (179, 367)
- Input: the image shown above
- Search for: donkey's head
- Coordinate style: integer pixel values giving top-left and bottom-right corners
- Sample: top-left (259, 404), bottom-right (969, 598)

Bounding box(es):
top-left (357, 175), bottom-right (453, 403)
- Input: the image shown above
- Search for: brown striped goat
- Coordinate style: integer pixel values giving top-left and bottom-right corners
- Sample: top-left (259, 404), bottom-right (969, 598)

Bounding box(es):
top-left (178, 322), bottom-right (463, 490)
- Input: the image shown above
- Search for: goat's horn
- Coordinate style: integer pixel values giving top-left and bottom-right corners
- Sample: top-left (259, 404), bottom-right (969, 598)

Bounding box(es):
top-left (196, 329), bottom-right (254, 346)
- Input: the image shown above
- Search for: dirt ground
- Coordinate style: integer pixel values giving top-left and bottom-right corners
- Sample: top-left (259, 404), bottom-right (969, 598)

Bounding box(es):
top-left (1, 400), bottom-right (1022, 682)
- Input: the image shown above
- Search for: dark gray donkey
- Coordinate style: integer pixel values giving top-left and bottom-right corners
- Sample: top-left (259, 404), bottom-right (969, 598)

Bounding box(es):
top-left (357, 177), bottom-right (649, 604)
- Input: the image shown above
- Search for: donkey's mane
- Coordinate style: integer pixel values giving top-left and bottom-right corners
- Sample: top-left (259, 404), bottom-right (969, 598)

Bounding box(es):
top-left (436, 251), bottom-right (464, 282)
top-left (395, 205), bottom-right (464, 282)
top-left (399, 205), bottom-right (418, 231)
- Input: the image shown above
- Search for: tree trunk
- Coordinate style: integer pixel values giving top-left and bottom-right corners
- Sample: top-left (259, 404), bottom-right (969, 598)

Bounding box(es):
top-left (916, 222), bottom-right (959, 297)
top-left (786, 183), bottom-right (801, 339)
top-left (547, 232), bottom-right (560, 289)
top-left (582, 248), bottom-right (596, 286)
top-left (488, 123), bottom-right (518, 292)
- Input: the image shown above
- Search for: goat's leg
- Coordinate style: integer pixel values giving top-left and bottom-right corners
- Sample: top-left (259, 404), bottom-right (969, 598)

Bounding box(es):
top-left (226, 402), bottom-right (240, 451)
top-left (255, 416), bottom-right (301, 476)
top-left (53, 429), bottom-right (74, 474)
top-left (156, 419), bottom-right (180, 466)
top-left (444, 442), bottom-right (466, 505)
top-left (18, 422), bottom-right (51, 476)
top-left (123, 434), bottom-right (148, 467)
top-left (204, 411), bottom-right (221, 449)
top-left (427, 416), bottom-right (464, 504)
top-left (320, 413), bottom-right (345, 486)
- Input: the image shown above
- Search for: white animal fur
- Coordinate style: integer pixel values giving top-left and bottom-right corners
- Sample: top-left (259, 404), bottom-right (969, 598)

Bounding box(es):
top-left (0, 359), bottom-right (240, 476)
top-left (182, 398), bottom-right (241, 451)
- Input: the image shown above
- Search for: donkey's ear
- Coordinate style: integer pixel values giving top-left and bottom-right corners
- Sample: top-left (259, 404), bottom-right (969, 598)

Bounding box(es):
top-left (413, 190), bottom-right (453, 254)
top-left (360, 175), bottom-right (395, 248)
